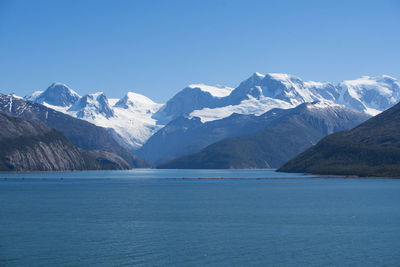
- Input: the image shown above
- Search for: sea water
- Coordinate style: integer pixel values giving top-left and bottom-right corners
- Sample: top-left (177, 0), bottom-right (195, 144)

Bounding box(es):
top-left (0, 169), bottom-right (399, 266)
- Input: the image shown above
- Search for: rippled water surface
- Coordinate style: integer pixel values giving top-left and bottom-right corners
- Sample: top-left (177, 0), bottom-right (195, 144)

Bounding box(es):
top-left (1, 169), bottom-right (399, 266)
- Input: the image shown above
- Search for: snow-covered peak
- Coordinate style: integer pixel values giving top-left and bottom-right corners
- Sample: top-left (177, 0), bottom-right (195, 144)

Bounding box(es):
top-left (260, 73), bottom-right (318, 104)
top-left (341, 76), bottom-right (398, 97)
top-left (34, 82), bottom-right (81, 107)
top-left (114, 92), bottom-right (160, 110)
top-left (338, 75), bottom-right (400, 115)
top-left (154, 83), bottom-right (234, 122)
top-left (51, 82), bottom-right (79, 93)
top-left (91, 91), bottom-right (106, 98)
top-left (244, 72), bottom-right (265, 84)
top-left (234, 72), bottom-right (265, 90)
top-left (69, 92), bottom-right (114, 119)
top-left (188, 84), bottom-right (234, 97)
top-left (267, 73), bottom-right (301, 82)
top-left (47, 82), bottom-right (80, 97)
top-left (265, 73), bottom-right (305, 90)
top-left (254, 72), bottom-right (266, 78)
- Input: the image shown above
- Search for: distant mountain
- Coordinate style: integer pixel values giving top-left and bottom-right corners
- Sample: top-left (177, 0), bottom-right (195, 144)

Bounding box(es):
top-left (0, 94), bottom-right (150, 168)
top-left (25, 74), bottom-right (400, 152)
top-left (27, 84), bottom-right (163, 150)
top-left (189, 74), bottom-right (400, 122)
top-left (0, 111), bottom-right (126, 171)
top-left (278, 101), bottom-right (400, 177)
top-left (69, 92), bottom-right (114, 119)
top-left (153, 84), bottom-right (234, 123)
top-left (106, 92), bottom-right (163, 149)
top-left (225, 72), bottom-right (336, 105)
top-left (138, 110), bottom-right (292, 164)
top-left (158, 102), bottom-right (370, 169)
top-left (337, 75), bottom-right (400, 116)
top-left (29, 82), bottom-right (80, 107)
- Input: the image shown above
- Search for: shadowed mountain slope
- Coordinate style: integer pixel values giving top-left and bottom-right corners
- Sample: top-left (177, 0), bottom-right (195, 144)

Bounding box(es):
top-left (278, 101), bottom-right (400, 177)
top-left (0, 111), bottom-right (127, 171)
top-left (158, 102), bottom-right (370, 169)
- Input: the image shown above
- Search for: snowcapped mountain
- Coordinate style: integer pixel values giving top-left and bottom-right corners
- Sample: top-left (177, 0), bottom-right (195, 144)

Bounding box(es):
top-left (186, 73), bottom-right (338, 122)
top-left (337, 75), bottom-right (400, 115)
top-left (29, 82), bottom-right (80, 107)
top-left (187, 73), bottom-right (400, 122)
top-left (27, 83), bottom-right (164, 150)
top-left (225, 72), bottom-right (320, 105)
top-left (152, 72), bottom-right (345, 123)
top-left (188, 83), bottom-right (233, 97)
top-left (153, 84), bottom-right (234, 122)
top-left (99, 92), bottom-right (163, 150)
top-left (114, 92), bottom-right (161, 111)
top-left (69, 92), bottom-right (114, 119)
top-left (24, 73), bottom-right (400, 154)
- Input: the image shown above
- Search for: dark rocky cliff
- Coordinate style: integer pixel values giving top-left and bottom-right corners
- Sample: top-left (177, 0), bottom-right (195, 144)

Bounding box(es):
top-left (0, 112), bottom-right (101, 171)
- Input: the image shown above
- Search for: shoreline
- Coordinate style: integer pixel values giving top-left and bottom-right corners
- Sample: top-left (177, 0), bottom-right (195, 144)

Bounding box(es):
top-left (1, 176), bottom-right (399, 181)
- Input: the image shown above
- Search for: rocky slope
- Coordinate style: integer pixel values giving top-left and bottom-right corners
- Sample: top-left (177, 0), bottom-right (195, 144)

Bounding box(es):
top-left (278, 101), bottom-right (400, 177)
top-left (0, 111), bottom-right (103, 171)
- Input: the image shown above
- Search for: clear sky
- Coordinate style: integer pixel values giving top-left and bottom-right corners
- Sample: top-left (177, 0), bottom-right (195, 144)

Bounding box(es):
top-left (0, 0), bottom-right (399, 102)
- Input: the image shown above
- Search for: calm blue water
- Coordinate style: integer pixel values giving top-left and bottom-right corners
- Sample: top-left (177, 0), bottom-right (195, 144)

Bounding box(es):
top-left (0, 168), bottom-right (314, 179)
top-left (0, 169), bottom-right (399, 266)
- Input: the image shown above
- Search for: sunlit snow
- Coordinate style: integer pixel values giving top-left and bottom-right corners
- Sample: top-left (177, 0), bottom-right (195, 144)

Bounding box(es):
top-left (188, 84), bottom-right (234, 97)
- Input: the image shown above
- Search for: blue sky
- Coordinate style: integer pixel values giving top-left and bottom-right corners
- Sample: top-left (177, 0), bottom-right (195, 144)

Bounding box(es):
top-left (0, 0), bottom-right (399, 102)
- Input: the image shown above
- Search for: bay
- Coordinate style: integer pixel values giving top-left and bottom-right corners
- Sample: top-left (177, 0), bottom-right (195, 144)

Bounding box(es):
top-left (0, 169), bottom-right (399, 266)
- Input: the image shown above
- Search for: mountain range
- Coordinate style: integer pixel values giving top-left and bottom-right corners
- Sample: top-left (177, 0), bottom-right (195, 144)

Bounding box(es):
top-left (0, 72), bottom-right (395, 171)
top-left (26, 73), bottom-right (400, 155)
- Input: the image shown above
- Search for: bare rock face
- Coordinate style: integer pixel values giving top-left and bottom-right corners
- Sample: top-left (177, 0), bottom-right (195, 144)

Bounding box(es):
top-left (0, 112), bottom-right (132, 171)
top-left (0, 112), bottom-right (97, 171)
top-left (3, 139), bottom-right (93, 171)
